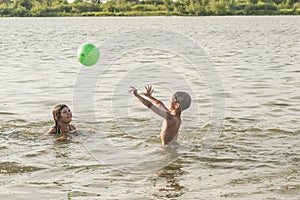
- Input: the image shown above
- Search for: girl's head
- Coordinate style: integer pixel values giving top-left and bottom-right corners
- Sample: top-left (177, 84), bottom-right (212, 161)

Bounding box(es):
top-left (52, 104), bottom-right (72, 124)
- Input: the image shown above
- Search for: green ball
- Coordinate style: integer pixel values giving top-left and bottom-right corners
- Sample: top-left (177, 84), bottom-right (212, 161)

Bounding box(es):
top-left (77, 43), bottom-right (100, 66)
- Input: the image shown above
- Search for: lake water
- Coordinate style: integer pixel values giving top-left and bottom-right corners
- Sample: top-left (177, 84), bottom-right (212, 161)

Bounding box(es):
top-left (0, 16), bottom-right (299, 199)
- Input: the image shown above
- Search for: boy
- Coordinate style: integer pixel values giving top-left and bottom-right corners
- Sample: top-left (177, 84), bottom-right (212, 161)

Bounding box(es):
top-left (129, 85), bottom-right (187, 146)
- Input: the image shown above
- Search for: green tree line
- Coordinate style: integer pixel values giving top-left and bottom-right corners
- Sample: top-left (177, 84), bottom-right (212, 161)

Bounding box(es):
top-left (0, 0), bottom-right (299, 16)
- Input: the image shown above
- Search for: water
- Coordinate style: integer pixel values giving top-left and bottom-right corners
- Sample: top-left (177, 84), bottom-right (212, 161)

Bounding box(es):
top-left (0, 16), bottom-right (299, 199)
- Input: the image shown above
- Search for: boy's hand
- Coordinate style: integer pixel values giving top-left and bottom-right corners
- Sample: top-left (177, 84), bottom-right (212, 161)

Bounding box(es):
top-left (129, 86), bottom-right (138, 96)
top-left (143, 85), bottom-right (154, 97)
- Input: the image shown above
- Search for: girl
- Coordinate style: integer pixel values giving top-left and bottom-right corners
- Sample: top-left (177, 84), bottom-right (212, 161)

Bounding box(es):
top-left (47, 104), bottom-right (76, 135)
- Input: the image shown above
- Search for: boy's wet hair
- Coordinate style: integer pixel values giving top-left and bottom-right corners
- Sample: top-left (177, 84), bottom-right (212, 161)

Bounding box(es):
top-left (172, 91), bottom-right (191, 111)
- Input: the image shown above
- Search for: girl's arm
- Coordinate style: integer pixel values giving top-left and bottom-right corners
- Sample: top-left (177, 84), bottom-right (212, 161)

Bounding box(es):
top-left (46, 126), bottom-right (56, 135)
top-left (70, 124), bottom-right (76, 131)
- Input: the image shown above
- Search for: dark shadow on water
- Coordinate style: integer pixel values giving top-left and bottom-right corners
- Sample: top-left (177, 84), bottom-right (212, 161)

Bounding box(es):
top-left (0, 161), bottom-right (44, 174)
top-left (150, 146), bottom-right (187, 199)
top-left (52, 131), bottom-right (80, 158)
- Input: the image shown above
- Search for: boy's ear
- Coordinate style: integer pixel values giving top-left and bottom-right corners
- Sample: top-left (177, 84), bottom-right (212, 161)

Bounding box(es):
top-left (175, 103), bottom-right (181, 109)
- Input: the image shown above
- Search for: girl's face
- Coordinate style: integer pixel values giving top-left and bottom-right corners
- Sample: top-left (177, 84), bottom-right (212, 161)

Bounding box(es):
top-left (58, 107), bottom-right (72, 123)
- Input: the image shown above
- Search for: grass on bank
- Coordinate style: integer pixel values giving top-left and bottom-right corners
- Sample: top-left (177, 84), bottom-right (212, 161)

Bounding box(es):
top-left (0, 0), bottom-right (300, 17)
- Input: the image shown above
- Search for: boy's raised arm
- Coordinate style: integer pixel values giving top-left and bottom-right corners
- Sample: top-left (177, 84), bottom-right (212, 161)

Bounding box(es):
top-left (129, 86), bottom-right (168, 119)
top-left (142, 85), bottom-right (169, 112)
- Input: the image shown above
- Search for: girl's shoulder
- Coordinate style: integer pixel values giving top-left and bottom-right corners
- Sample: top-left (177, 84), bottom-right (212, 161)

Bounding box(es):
top-left (70, 124), bottom-right (76, 131)
top-left (47, 126), bottom-right (57, 135)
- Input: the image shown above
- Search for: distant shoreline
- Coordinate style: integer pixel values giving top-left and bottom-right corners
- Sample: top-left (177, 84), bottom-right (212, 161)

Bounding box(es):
top-left (1, 1), bottom-right (299, 17)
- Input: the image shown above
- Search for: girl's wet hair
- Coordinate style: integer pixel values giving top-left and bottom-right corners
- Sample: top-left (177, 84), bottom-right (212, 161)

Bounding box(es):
top-left (52, 104), bottom-right (68, 134)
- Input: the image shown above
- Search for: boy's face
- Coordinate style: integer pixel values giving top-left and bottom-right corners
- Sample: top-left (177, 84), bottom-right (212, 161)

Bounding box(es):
top-left (169, 97), bottom-right (177, 110)
top-left (59, 107), bottom-right (72, 123)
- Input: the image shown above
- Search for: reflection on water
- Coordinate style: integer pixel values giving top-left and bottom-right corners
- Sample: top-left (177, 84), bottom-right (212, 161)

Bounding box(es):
top-left (0, 161), bottom-right (44, 174)
top-left (53, 141), bottom-right (73, 158)
top-left (151, 159), bottom-right (186, 199)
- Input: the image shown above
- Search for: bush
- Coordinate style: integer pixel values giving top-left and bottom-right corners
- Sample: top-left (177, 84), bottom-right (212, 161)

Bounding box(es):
top-left (72, 2), bottom-right (101, 13)
top-left (132, 4), bottom-right (161, 11)
top-left (12, 6), bottom-right (29, 16)
top-left (0, 5), bottom-right (13, 16)
top-left (244, 3), bottom-right (278, 14)
top-left (208, 0), bottom-right (232, 15)
top-left (231, 3), bottom-right (248, 11)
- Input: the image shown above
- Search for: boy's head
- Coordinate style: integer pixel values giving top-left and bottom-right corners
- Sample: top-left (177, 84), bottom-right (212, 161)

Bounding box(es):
top-left (172, 91), bottom-right (191, 111)
top-left (170, 97), bottom-right (181, 112)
